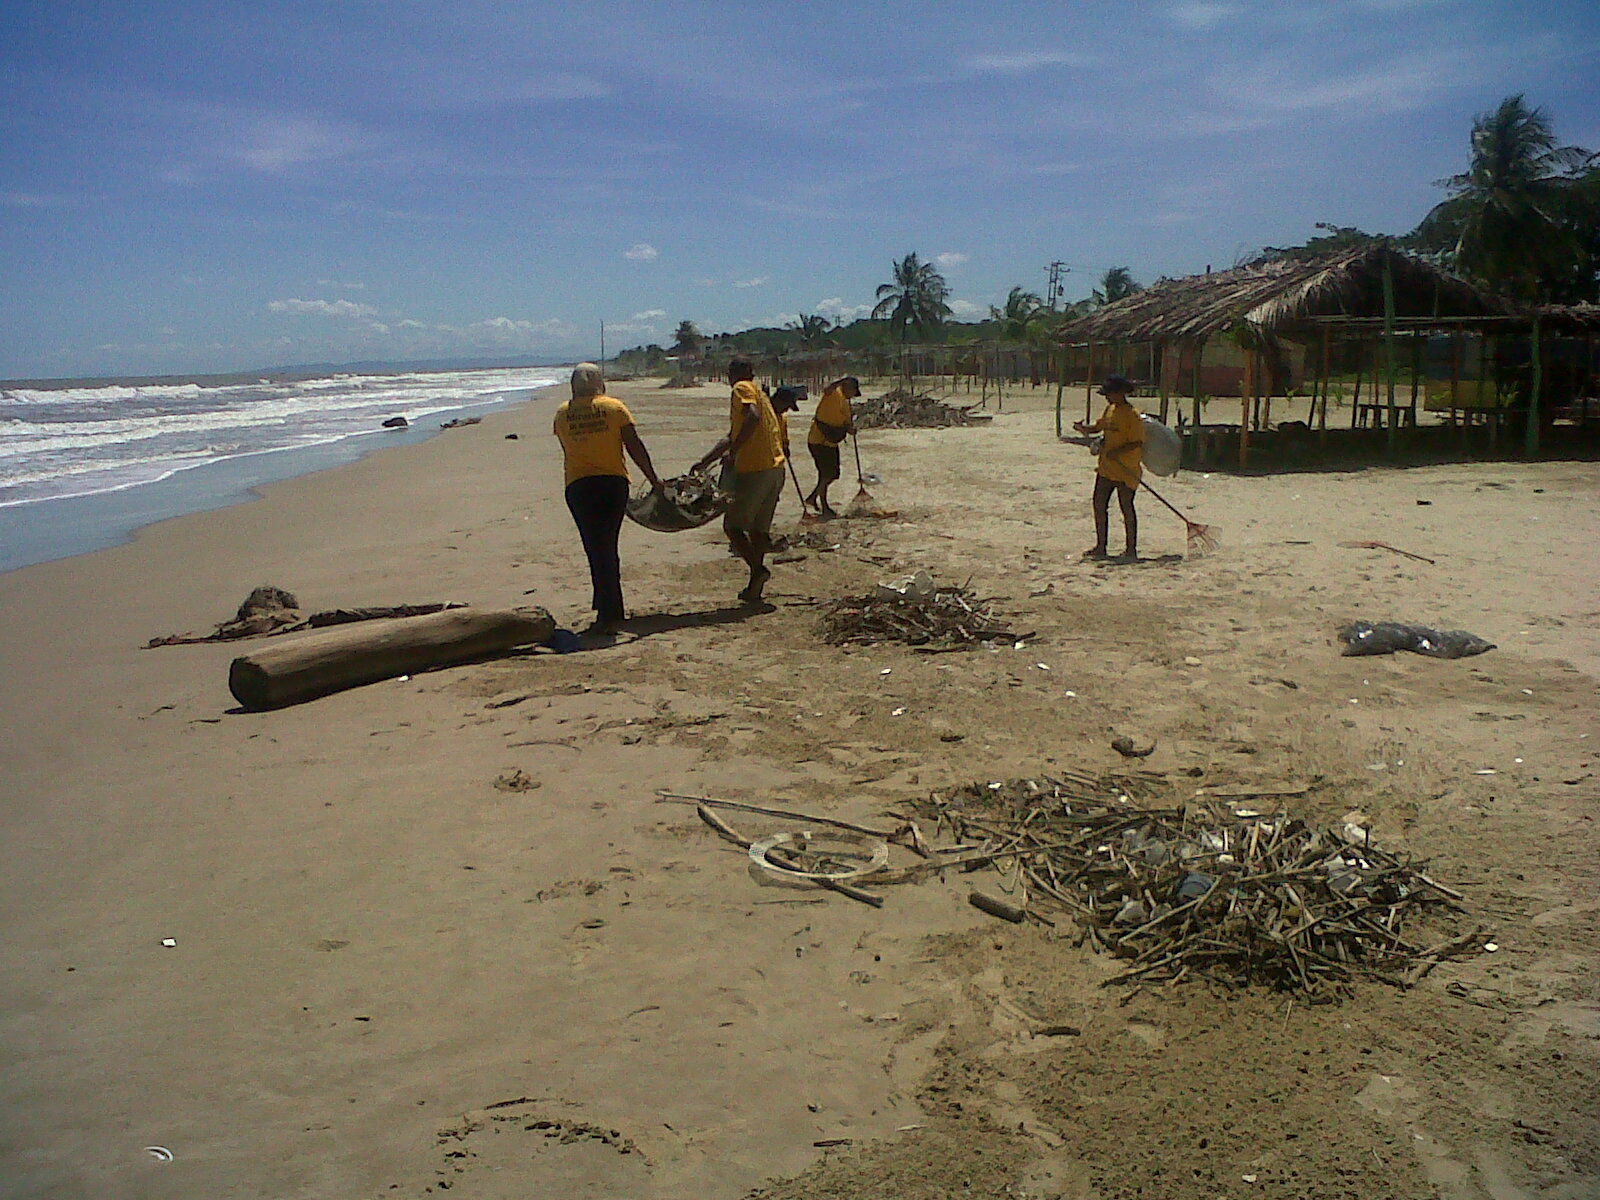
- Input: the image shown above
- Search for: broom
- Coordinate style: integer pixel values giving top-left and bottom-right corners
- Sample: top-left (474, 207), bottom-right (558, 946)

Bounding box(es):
top-left (1140, 480), bottom-right (1221, 556)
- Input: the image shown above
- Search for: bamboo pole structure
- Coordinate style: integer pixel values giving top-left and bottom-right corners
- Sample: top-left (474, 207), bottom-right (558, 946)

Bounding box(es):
top-left (1157, 340), bottom-right (1170, 423)
top-left (1450, 327), bottom-right (1463, 448)
top-left (1317, 327), bottom-right (1332, 440)
top-left (1350, 344), bottom-right (1365, 429)
top-left (1085, 342), bottom-right (1097, 422)
top-left (1054, 349), bottom-right (1067, 439)
top-left (1192, 340), bottom-right (1205, 428)
top-left (1483, 334), bottom-right (1497, 454)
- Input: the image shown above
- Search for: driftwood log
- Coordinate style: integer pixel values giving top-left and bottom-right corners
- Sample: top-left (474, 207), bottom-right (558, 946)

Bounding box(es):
top-left (228, 606), bottom-right (554, 710)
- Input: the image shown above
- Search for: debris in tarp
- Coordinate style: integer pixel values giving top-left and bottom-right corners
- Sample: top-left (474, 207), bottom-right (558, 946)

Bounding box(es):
top-left (440, 416), bottom-right (482, 430)
top-left (145, 587), bottom-right (466, 647)
top-left (854, 388), bottom-right (992, 430)
top-left (819, 581), bottom-right (1016, 649)
top-left (907, 773), bottom-right (1482, 997)
top-left (625, 471), bottom-right (728, 532)
top-left (1338, 621), bottom-right (1495, 659)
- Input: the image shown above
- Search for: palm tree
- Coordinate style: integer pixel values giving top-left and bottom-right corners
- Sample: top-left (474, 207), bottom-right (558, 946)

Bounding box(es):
top-left (1092, 267), bottom-right (1141, 307)
top-left (789, 313), bottom-right (834, 349)
top-left (872, 253), bottom-right (953, 344)
top-left (989, 286), bottom-right (1046, 342)
top-left (671, 319), bottom-right (704, 359)
top-left (1413, 94), bottom-right (1596, 302)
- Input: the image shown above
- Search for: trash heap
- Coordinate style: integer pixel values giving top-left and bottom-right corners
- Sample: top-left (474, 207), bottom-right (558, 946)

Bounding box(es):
top-left (820, 572), bottom-right (1017, 649)
top-left (914, 774), bottom-right (1482, 996)
top-left (854, 388), bottom-right (993, 430)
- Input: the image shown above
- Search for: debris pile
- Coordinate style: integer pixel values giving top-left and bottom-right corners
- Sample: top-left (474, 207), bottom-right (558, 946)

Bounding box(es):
top-left (819, 577), bottom-right (1017, 649)
top-left (146, 587), bottom-right (465, 647)
top-left (912, 774), bottom-right (1481, 996)
top-left (854, 388), bottom-right (993, 430)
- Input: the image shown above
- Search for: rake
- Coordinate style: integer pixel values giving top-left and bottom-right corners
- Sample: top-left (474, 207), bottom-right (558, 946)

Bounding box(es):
top-left (786, 460), bottom-right (822, 525)
top-left (844, 431), bottom-right (888, 518)
top-left (1141, 480), bottom-right (1221, 556)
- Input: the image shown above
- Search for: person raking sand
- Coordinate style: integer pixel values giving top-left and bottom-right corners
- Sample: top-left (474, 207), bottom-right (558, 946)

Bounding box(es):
top-left (1074, 373), bottom-right (1145, 562)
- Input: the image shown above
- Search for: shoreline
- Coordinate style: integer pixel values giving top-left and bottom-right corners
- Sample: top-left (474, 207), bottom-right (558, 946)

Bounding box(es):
top-left (0, 384), bottom-right (562, 575)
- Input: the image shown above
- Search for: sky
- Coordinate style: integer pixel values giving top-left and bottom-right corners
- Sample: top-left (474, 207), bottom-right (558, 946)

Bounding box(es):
top-left (2, 0), bottom-right (1598, 380)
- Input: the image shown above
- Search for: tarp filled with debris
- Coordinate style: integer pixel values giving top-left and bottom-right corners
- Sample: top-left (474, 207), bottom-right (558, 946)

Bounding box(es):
top-left (625, 471), bottom-right (728, 533)
top-left (854, 388), bottom-right (993, 430)
top-left (819, 572), bottom-right (1018, 649)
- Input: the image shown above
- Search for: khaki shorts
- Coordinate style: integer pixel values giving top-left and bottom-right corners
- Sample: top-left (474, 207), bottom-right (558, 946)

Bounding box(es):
top-left (726, 466), bottom-right (784, 533)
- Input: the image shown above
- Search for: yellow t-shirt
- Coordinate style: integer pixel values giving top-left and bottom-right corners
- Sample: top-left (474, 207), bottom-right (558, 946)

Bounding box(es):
top-left (807, 385), bottom-right (853, 447)
top-left (729, 380), bottom-right (786, 474)
top-left (553, 395), bottom-right (634, 486)
top-left (1091, 400), bottom-right (1144, 487)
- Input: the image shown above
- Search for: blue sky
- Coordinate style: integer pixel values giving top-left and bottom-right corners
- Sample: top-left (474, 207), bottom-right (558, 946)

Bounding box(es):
top-left (2, 0), bottom-right (1597, 379)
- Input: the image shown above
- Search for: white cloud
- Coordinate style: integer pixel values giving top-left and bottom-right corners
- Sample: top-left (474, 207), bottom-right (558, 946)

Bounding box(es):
top-left (732, 276), bottom-right (769, 289)
top-left (815, 297), bottom-right (872, 322)
top-left (624, 242), bottom-right (659, 261)
top-left (949, 299), bottom-right (984, 318)
top-left (0, 190), bottom-right (76, 208)
top-left (935, 252), bottom-right (969, 269)
top-left (267, 298), bottom-right (377, 319)
top-left (631, 308), bottom-right (666, 320)
top-left (1169, 2), bottom-right (1243, 29)
top-left (316, 279), bottom-right (367, 290)
top-left (233, 116), bottom-right (358, 172)
top-left (965, 50), bottom-right (1086, 75)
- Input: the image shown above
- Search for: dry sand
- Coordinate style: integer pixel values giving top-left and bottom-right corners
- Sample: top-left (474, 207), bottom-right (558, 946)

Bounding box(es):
top-left (1, 379), bottom-right (1597, 1200)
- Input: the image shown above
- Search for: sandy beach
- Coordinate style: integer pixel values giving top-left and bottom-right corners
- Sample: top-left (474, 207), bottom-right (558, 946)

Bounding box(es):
top-left (2, 378), bottom-right (1597, 1199)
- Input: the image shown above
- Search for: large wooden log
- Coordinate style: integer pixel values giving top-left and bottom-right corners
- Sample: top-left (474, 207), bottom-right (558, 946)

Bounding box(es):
top-left (228, 606), bottom-right (555, 710)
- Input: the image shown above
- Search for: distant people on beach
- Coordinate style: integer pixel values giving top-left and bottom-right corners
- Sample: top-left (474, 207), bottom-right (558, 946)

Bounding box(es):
top-left (692, 359), bottom-right (787, 605)
top-left (1074, 374), bottom-right (1145, 561)
top-left (552, 363), bottom-right (663, 635)
top-left (805, 376), bottom-right (860, 517)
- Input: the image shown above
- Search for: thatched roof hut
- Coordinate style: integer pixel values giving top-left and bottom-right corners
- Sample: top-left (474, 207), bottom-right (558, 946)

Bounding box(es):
top-left (1057, 244), bottom-right (1511, 346)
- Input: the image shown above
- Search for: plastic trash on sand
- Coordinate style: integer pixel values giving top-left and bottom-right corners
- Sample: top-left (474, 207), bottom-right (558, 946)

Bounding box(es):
top-left (1338, 621), bottom-right (1495, 660)
top-left (626, 472), bottom-right (729, 533)
top-left (876, 570), bottom-right (935, 602)
top-left (1141, 415), bottom-right (1182, 477)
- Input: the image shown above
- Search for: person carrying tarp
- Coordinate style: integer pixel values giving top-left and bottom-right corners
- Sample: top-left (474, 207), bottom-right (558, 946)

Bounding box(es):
top-left (1074, 373), bottom-right (1145, 561)
top-left (552, 362), bottom-right (664, 635)
top-left (692, 359), bottom-right (787, 605)
top-left (804, 375), bottom-right (860, 517)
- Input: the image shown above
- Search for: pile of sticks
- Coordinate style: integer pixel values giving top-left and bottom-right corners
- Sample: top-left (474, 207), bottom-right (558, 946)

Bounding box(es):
top-left (819, 587), bottom-right (1017, 649)
top-left (855, 389), bottom-right (994, 430)
top-left (913, 774), bottom-right (1481, 996)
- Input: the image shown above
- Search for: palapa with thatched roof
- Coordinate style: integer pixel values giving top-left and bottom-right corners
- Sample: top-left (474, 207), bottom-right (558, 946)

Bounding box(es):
top-left (1058, 244), bottom-right (1510, 346)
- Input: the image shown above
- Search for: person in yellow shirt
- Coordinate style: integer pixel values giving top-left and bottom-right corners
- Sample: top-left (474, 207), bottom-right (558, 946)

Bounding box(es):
top-left (1073, 374), bottom-right (1145, 561)
top-left (552, 363), bottom-right (663, 634)
top-left (692, 359), bottom-right (786, 604)
top-left (804, 375), bottom-right (860, 517)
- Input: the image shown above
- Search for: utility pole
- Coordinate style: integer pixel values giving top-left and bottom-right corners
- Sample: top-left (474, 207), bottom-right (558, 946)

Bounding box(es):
top-left (599, 321), bottom-right (606, 363)
top-left (1045, 261), bottom-right (1069, 311)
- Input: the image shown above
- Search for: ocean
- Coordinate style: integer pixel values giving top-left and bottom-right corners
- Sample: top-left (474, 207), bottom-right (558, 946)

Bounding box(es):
top-left (0, 365), bottom-right (566, 574)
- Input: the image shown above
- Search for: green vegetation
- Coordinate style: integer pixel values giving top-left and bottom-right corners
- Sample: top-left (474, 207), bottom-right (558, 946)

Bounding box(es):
top-left (872, 253), bottom-right (954, 344)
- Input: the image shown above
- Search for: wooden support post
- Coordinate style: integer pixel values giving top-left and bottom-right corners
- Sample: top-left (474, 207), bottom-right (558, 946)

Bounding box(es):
top-left (1350, 346), bottom-right (1364, 429)
top-left (1054, 349), bottom-right (1067, 439)
top-left (1240, 346), bottom-right (1253, 470)
top-left (1157, 340), bottom-right (1170, 423)
top-left (1409, 332), bottom-right (1423, 429)
top-left (1526, 315), bottom-right (1543, 456)
top-left (1450, 327), bottom-right (1463, 446)
top-left (1484, 334), bottom-right (1498, 453)
top-left (1192, 340), bottom-right (1205, 428)
top-left (1382, 258), bottom-right (1399, 456)
top-left (1317, 327), bottom-right (1331, 438)
top-left (1085, 342), bottom-right (1097, 422)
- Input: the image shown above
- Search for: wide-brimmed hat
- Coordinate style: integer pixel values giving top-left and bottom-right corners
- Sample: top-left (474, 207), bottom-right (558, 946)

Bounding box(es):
top-left (1098, 374), bottom-right (1134, 396)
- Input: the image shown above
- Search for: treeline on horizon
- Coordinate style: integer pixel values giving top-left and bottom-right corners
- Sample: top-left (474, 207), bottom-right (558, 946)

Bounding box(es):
top-left (611, 94), bottom-right (1600, 376)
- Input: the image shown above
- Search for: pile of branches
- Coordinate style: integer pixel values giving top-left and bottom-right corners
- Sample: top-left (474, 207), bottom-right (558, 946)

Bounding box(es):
top-left (913, 774), bottom-right (1481, 997)
top-left (819, 586), bottom-right (1016, 649)
top-left (855, 388), bottom-right (993, 430)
